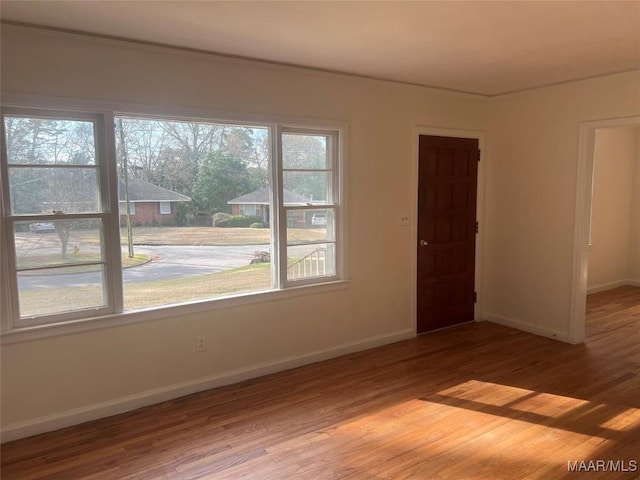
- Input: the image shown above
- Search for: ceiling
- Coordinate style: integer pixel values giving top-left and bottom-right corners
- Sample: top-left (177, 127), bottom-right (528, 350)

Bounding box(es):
top-left (1, 1), bottom-right (639, 96)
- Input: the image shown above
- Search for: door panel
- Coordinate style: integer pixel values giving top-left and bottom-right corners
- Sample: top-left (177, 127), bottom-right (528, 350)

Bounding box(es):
top-left (417, 135), bottom-right (478, 333)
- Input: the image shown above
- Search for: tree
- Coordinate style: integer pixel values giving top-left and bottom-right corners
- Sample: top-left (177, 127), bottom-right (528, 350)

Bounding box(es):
top-left (118, 118), bottom-right (167, 182)
top-left (281, 134), bottom-right (328, 201)
top-left (111, 118), bottom-right (271, 220)
top-left (213, 127), bottom-right (270, 189)
top-left (160, 121), bottom-right (223, 188)
top-left (53, 211), bottom-right (72, 259)
top-left (193, 152), bottom-right (259, 214)
top-left (5, 117), bottom-right (99, 216)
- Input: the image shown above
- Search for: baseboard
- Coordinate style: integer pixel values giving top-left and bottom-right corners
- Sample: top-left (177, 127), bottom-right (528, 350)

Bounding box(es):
top-left (483, 313), bottom-right (571, 344)
top-left (587, 279), bottom-right (640, 294)
top-left (1, 329), bottom-right (414, 443)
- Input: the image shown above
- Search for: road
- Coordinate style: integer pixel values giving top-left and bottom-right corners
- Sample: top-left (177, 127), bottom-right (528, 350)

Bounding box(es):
top-left (19, 244), bottom-right (270, 290)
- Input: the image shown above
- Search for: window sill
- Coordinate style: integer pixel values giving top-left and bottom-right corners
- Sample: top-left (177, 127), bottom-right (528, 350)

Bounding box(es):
top-left (1, 280), bottom-right (350, 345)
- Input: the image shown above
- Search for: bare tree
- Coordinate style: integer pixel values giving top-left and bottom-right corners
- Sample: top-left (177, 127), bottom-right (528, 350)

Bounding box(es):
top-left (52, 210), bottom-right (72, 258)
top-left (119, 119), bottom-right (167, 182)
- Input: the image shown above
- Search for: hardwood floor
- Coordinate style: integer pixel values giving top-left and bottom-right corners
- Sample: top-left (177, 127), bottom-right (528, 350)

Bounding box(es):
top-left (2, 287), bottom-right (639, 479)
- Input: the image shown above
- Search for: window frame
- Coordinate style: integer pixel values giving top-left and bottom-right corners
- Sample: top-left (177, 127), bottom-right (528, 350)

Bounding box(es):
top-left (0, 99), bottom-right (346, 340)
top-left (119, 201), bottom-right (136, 216)
top-left (159, 201), bottom-right (171, 215)
top-left (1, 107), bottom-right (123, 330)
top-left (277, 126), bottom-right (342, 288)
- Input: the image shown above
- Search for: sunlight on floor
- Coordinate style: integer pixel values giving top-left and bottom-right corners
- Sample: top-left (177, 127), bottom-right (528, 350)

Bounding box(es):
top-left (431, 380), bottom-right (639, 437)
top-left (322, 380), bottom-right (640, 478)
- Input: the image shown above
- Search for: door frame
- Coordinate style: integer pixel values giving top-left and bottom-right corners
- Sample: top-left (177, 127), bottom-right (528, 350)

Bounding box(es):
top-left (569, 115), bottom-right (640, 344)
top-left (411, 127), bottom-right (486, 335)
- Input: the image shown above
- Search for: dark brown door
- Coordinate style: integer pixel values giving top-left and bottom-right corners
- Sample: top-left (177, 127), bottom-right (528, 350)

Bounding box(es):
top-left (417, 135), bottom-right (478, 333)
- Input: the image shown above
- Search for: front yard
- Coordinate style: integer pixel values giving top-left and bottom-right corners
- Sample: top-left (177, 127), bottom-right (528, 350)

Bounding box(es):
top-left (15, 225), bottom-right (325, 249)
top-left (120, 226), bottom-right (325, 245)
top-left (16, 226), bottom-right (326, 317)
top-left (20, 262), bottom-right (272, 317)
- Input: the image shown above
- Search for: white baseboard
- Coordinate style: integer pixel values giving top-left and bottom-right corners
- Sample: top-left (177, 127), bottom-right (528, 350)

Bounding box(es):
top-left (1, 329), bottom-right (414, 443)
top-left (587, 279), bottom-right (640, 294)
top-left (483, 313), bottom-right (571, 344)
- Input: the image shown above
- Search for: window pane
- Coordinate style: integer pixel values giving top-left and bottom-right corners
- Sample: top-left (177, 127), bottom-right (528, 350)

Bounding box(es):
top-left (119, 202), bottom-right (135, 215)
top-left (282, 133), bottom-right (328, 169)
top-left (283, 171), bottom-right (330, 205)
top-left (287, 243), bottom-right (336, 281)
top-left (17, 267), bottom-right (106, 318)
top-left (159, 202), bottom-right (171, 214)
top-left (286, 209), bottom-right (335, 242)
top-left (122, 241), bottom-right (272, 310)
top-left (115, 116), bottom-right (272, 311)
top-left (13, 219), bottom-right (104, 270)
top-left (8, 167), bottom-right (100, 214)
top-left (3, 117), bottom-right (96, 165)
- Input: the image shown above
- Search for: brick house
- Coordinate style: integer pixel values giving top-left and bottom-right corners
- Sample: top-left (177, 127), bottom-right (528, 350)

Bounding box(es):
top-left (227, 187), bottom-right (310, 226)
top-left (119, 177), bottom-right (191, 226)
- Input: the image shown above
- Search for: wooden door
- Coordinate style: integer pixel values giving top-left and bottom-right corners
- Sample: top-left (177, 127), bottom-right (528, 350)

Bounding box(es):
top-left (417, 135), bottom-right (478, 333)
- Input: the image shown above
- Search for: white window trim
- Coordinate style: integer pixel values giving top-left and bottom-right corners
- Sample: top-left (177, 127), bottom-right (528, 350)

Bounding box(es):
top-left (277, 126), bottom-right (342, 288)
top-left (239, 204), bottom-right (257, 216)
top-left (1, 108), bottom-right (121, 330)
top-left (159, 201), bottom-right (171, 215)
top-left (119, 201), bottom-right (136, 215)
top-left (0, 94), bottom-right (348, 343)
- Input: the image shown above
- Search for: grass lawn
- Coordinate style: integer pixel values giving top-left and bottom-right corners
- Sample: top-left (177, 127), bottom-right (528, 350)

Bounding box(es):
top-left (121, 226), bottom-right (325, 245)
top-left (17, 253), bottom-right (150, 273)
top-left (19, 263), bottom-right (272, 316)
top-left (15, 226), bottom-right (325, 248)
top-left (123, 263), bottom-right (271, 309)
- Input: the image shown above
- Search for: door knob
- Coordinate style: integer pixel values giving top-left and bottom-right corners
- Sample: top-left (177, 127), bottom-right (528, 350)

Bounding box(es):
top-left (420, 240), bottom-right (429, 247)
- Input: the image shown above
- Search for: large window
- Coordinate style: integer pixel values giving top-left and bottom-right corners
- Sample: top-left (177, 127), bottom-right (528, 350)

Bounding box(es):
top-left (1, 108), bottom-right (343, 332)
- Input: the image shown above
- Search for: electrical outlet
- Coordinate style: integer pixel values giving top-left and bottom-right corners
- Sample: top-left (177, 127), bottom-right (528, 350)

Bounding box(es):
top-left (400, 214), bottom-right (410, 226)
top-left (196, 336), bottom-right (206, 352)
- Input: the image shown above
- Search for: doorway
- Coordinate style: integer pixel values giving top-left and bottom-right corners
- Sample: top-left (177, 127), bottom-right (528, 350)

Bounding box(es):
top-left (416, 134), bottom-right (480, 333)
top-left (570, 116), bottom-right (640, 343)
top-left (587, 126), bottom-right (640, 296)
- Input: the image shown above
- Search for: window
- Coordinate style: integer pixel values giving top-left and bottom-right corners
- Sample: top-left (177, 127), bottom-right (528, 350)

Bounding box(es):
top-left (1, 108), bottom-right (343, 332)
top-left (119, 201), bottom-right (135, 215)
top-left (1, 110), bottom-right (114, 326)
top-left (280, 129), bottom-right (339, 284)
top-left (159, 202), bottom-right (171, 215)
top-left (239, 204), bottom-right (257, 216)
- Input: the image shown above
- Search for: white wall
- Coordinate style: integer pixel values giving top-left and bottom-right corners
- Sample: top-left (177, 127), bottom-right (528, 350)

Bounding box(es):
top-left (0, 25), bottom-right (487, 437)
top-left (587, 127), bottom-right (639, 291)
top-left (483, 71), bottom-right (640, 340)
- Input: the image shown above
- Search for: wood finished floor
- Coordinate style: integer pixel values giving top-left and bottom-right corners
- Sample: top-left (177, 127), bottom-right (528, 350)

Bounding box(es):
top-left (2, 287), bottom-right (639, 479)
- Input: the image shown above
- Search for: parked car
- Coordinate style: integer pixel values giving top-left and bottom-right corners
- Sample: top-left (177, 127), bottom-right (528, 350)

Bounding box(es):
top-left (29, 222), bottom-right (56, 233)
top-left (311, 212), bottom-right (327, 226)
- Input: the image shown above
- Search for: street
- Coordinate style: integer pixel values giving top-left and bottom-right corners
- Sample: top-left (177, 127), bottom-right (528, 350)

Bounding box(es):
top-left (18, 244), bottom-right (270, 290)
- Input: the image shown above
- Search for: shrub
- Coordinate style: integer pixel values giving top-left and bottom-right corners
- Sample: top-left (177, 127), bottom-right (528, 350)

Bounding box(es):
top-left (227, 215), bottom-right (264, 228)
top-left (250, 222), bottom-right (266, 229)
top-left (213, 213), bottom-right (265, 228)
top-left (212, 212), bottom-right (231, 227)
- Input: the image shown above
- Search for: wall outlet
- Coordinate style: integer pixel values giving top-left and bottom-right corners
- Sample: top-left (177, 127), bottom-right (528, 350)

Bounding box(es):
top-left (196, 336), bottom-right (206, 352)
top-left (400, 214), bottom-right (410, 226)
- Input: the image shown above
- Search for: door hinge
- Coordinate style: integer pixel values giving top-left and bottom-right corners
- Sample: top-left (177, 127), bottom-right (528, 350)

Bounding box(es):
top-left (475, 221), bottom-right (479, 234)
top-left (477, 149), bottom-right (481, 162)
top-left (474, 291), bottom-right (478, 303)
